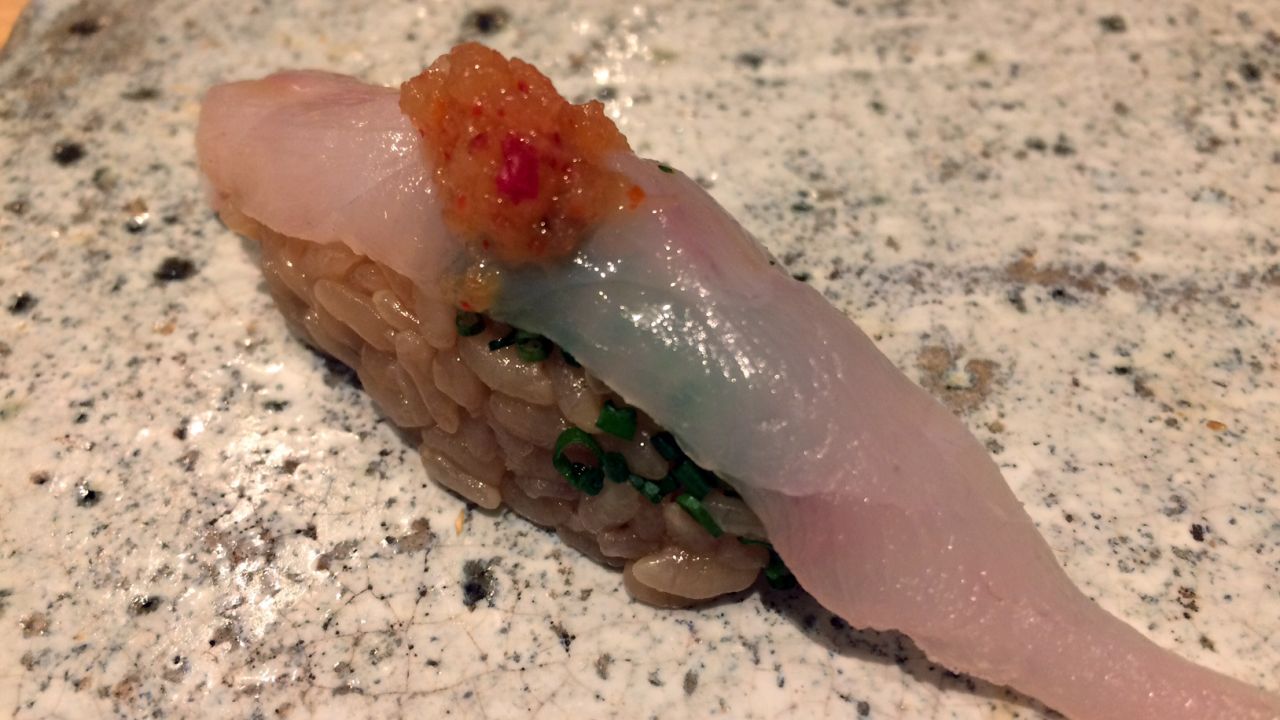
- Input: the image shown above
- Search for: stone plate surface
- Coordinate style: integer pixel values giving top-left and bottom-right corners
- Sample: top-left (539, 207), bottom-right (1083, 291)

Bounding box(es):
top-left (1, 1), bottom-right (1277, 718)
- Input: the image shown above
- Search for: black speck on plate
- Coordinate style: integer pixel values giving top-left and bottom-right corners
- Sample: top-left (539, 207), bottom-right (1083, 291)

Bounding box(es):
top-left (68, 18), bottom-right (102, 36)
top-left (154, 257), bottom-right (197, 282)
top-left (52, 141), bottom-right (86, 166)
top-left (7, 292), bottom-right (36, 315)
top-left (461, 558), bottom-right (498, 609)
top-left (1098, 15), bottom-right (1127, 33)
top-left (463, 8), bottom-right (510, 35)
top-left (76, 484), bottom-right (100, 507)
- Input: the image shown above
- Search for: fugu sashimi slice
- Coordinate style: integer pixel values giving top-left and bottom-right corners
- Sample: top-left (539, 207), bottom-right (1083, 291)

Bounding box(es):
top-left (196, 70), bottom-right (456, 294)
top-left (195, 48), bottom-right (1280, 720)
top-left (494, 154), bottom-right (1280, 720)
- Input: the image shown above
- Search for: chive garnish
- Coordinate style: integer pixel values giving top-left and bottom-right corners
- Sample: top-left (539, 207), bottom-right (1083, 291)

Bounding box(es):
top-left (646, 431), bottom-right (724, 498)
top-left (650, 431), bottom-right (683, 462)
top-left (675, 493), bottom-right (723, 537)
top-left (630, 475), bottom-right (666, 504)
top-left (763, 550), bottom-right (797, 590)
top-left (488, 329), bottom-right (550, 361)
top-left (516, 332), bottom-right (551, 362)
top-left (602, 452), bottom-right (630, 483)
top-left (736, 539), bottom-right (796, 588)
top-left (595, 400), bottom-right (637, 440)
top-left (456, 311), bottom-right (484, 336)
top-left (657, 162), bottom-right (675, 174)
top-left (654, 473), bottom-right (679, 497)
top-left (552, 428), bottom-right (604, 495)
top-left (672, 460), bottom-right (713, 499)
top-left (488, 329), bottom-right (518, 351)
top-left (561, 350), bottom-right (581, 367)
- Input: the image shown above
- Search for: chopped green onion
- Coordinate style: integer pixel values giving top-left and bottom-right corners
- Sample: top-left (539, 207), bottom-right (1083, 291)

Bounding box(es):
top-left (650, 432), bottom-right (683, 462)
top-left (648, 431), bottom-right (723, 499)
top-left (561, 350), bottom-right (581, 367)
top-left (490, 329), bottom-right (551, 361)
top-left (516, 333), bottom-right (551, 362)
top-left (595, 400), bottom-right (637, 440)
top-left (603, 452), bottom-right (630, 483)
top-left (672, 460), bottom-right (713, 499)
top-left (675, 493), bottom-right (723, 537)
top-left (488, 329), bottom-right (518, 351)
top-left (657, 163), bottom-right (675, 174)
top-left (763, 550), bottom-right (797, 590)
top-left (654, 473), bottom-right (679, 497)
top-left (456, 311), bottom-right (485, 336)
top-left (552, 428), bottom-right (604, 495)
top-left (628, 472), bottom-right (674, 503)
top-left (736, 539), bottom-right (797, 588)
top-left (630, 475), bottom-right (666, 503)
top-left (489, 330), bottom-right (523, 351)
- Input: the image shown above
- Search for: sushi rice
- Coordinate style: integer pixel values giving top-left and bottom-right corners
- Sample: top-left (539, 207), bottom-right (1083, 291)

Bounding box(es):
top-left (242, 211), bottom-right (787, 606)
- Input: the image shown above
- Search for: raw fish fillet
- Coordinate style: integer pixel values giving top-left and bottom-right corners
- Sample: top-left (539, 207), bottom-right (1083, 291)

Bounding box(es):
top-left (197, 45), bottom-right (1280, 720)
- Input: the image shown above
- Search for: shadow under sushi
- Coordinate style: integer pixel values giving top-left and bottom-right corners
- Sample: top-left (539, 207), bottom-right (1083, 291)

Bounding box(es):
top-left (760, 586), bottom-right (1063, 718)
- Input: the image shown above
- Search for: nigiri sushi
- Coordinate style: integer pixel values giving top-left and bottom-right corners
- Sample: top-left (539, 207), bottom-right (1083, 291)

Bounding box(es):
top-left (196, 43), bottom-right (1280, 720)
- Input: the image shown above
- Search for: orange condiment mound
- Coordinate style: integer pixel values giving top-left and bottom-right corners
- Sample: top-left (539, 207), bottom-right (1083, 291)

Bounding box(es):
top-left (401, 43), bottom-right (642, 265)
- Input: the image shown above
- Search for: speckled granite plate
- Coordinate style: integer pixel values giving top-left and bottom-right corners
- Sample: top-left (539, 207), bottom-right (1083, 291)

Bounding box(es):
top-left (1, 1), bottom-right (1277, 718)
